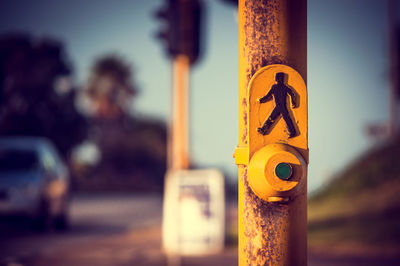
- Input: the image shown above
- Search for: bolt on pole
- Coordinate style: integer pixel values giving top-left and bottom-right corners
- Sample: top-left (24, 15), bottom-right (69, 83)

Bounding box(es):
top-left (237, 0), bottom-right (307, 265)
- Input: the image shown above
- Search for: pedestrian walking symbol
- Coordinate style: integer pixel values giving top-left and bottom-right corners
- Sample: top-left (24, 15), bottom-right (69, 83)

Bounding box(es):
top-left (257, 72), bottom-right (299, 138)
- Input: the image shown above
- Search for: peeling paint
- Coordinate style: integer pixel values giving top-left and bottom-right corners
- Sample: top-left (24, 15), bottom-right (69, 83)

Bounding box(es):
top-left (242, 97), bottom-right (248, 144)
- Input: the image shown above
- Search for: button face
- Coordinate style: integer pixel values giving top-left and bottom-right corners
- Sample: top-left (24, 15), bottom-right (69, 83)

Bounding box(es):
top-left (275, 163), bottom-right (292, 180)
top-left (247, 143), bottom-right (306, 200)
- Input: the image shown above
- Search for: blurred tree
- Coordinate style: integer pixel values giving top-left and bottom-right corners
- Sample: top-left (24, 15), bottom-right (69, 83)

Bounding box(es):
top-left (76, 55), bottom-right (167, 192)
top-left (84, 55), bottom-right (136, 119)
top-left (0, 33), bottom-right (87, 157)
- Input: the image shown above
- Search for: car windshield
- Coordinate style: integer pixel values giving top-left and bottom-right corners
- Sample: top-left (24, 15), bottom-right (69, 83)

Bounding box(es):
top-left (0, 149), bottom-right (39, 172)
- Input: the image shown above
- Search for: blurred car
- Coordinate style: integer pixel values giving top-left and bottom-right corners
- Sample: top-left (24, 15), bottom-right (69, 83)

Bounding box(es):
top-left (0, 137), bottom-right (70, 230)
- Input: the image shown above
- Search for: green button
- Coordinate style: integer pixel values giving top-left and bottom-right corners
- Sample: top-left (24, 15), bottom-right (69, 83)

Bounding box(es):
top-left (275, 163), bottom-right (292, 180)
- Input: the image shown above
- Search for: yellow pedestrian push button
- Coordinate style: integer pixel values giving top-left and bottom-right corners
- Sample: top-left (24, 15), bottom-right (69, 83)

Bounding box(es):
top-left (235, 64), bottom-right (308, 202)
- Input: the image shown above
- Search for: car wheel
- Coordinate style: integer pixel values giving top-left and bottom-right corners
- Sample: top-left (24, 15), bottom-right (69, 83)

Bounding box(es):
top-left (54, 211), bottom-right (69, 231)
top-left (32, 200), bottom-right (51, 231)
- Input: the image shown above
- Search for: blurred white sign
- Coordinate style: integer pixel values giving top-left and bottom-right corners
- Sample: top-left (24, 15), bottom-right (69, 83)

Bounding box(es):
top-left (162, 169), bottom-right (225, 256)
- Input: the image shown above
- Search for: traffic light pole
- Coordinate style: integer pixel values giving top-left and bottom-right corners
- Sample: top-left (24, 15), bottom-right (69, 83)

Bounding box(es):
top-left (169, 54), bottom-right (190, 170)
top-left (155, 0), bottom-right (202, 170)
top-left (165, 54), bottom-right (190, 266)
top-left (238, 0), bottom-right (307, 265)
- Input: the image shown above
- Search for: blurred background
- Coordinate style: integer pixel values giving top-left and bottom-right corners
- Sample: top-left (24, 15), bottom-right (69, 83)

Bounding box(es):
top-left (0, 0), bottom-right (399, 265)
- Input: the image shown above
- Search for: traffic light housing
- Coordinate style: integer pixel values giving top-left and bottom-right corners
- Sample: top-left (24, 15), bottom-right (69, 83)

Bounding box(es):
top-left (154, 0), bottom-right (203, 65)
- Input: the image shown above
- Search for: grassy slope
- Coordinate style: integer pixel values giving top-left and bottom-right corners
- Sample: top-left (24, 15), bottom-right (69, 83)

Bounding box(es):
top-left (308, 136), bottom-right (400, 249)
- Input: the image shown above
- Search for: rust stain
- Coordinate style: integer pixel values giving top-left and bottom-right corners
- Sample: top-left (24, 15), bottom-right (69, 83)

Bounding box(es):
top-left (242, 168), bottom-right (290, 265)
top-left (242, 0), bottom-right (290, 262)
top-left (242, 97), bottom-right (248, 144)
top-left (243, 0), bottom-right (287, 84)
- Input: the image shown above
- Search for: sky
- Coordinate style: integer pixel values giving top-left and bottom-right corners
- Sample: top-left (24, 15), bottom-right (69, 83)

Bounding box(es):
top-left (0, 0), bottom-right (395, 192)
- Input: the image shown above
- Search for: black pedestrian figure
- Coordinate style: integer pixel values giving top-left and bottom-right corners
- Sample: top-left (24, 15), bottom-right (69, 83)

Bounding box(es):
top-left (257, 72), bottom-right (298, 138)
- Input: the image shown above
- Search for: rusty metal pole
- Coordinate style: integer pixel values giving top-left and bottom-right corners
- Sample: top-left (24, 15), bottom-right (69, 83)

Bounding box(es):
top-left (169, 55), bottom-right (190, 170)
top-left (237, 0), bottom-right (307, 265)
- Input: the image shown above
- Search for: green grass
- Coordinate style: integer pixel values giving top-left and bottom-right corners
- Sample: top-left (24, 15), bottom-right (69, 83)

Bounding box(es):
top-left (308, 136), bottom-right (400, 247)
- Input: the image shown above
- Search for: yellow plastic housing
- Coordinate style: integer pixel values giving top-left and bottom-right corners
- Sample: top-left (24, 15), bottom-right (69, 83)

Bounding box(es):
top-left (247, 143), bottom-right (306, 201)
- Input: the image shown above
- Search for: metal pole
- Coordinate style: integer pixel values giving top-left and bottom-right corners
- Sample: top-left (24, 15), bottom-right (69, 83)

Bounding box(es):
top-left (170, 54), bottom-right (190, 170)
top-left (238, 0), bottom-right (307, 265)
top-left (165, 54), bottom-right (190, 266)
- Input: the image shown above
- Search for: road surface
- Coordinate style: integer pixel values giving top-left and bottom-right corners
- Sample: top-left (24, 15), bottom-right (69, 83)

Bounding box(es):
top-left (0, 193), bottom-right (236, 266)
top-left (0, 194), bottom-right (167, 265)
top-left (0, 194), bottom-right (399, 266)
